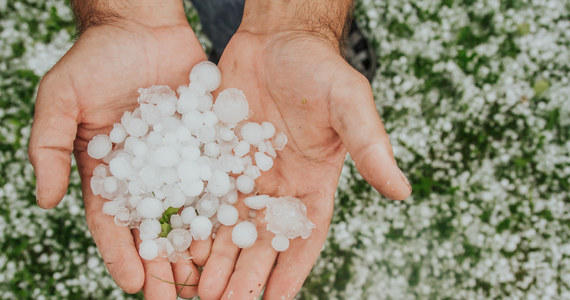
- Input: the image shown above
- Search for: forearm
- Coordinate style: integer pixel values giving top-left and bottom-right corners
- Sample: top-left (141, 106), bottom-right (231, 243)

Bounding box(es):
top-left (70, 0), bottom-right (187, 32)
top-left (239, 0), bottom-right (353, 48)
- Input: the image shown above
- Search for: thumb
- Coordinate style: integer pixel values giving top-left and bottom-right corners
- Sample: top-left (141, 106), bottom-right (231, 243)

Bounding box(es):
top-left (330, 72), bottom-right (411, 200)
top-left (28, 72), bottom-right (79, 209)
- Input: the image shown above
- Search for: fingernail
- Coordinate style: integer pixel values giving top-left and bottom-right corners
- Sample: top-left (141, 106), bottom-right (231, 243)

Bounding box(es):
top-left (396, 166), bottom-right (411, 191)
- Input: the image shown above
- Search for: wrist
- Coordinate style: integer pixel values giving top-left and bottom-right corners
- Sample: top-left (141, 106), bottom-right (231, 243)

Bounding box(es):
top-left (71, 0), bottom-right (187, 32)
top-left (239, 0), bottom-right (352, 49)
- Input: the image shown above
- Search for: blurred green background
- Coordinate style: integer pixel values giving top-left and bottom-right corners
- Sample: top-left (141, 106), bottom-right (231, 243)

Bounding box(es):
top-left (0, 0), bottom-right (568, 299)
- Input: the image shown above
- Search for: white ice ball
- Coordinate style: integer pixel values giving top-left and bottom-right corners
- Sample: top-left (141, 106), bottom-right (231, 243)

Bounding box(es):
top-left (217, 204), bottom-right (238, 226)
top-left (136, 197), bottom-right (164, 219)
top-left (236, 175), bottom-right (255, 194)
top-left (140, 219), bottom-right (162, 240)
top-left (139, 239), bottom-right (159, 260)
top-left (232, 221), bottom-right (257, 248)
top-left (190, 216), bottom-right (212, 240)
top-left (109, 124), bottom-right (128, 144)
top-left (213, 88), bottom-right (249, 124)
top-left (233, 141), bottom-right (250, 158)
top-left (240, 122), bottom-right (265, 145)
top-left (109, 156), bottom-right (132, 180)
top-left (181, 207), bottom-right (197, 224)
top-left (151, 146), bottom-right (180, 168)
top-left (125, 118), bottom-right (148, 137)
top-left (261, 122), bottom-right (276, 139)
top-left (271, 235), bottom-right (289, 252)
top-left (190, 61), bottom-right (221, 92)
top-left (244, 195), bottom-right (272, 210)
top-left (167, 228), bottom-right (192, 252)
top-left (207, 170), bottom-right (231, 197)
top-left (87, 134), bottom-right (112, 159)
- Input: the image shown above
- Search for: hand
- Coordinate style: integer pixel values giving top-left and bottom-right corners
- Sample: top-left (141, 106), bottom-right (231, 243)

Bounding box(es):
top-left (196, 30), bottom-right (412, 300)
top-left (28, 3), bottom-right (206, 298)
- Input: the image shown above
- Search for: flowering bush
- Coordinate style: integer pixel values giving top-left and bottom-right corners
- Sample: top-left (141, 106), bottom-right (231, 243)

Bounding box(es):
top-left (0, 0), bottom-right (568, 299)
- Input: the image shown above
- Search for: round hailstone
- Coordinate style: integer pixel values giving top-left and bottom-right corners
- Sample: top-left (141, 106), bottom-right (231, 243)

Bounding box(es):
top-left (109, 124), bottom-right (128, 144)
top-left (176, 126), bottom-right (191, 142)
top-left (139, 240), bottom-right (159, 260)
top-left (197, 94), bottom-right (213, 112)
top-left (136, 197), bottom-right (164, 219)
top-left (240, 122), bottom-right (265, 145)
top-left (217, 204), bottom-right (238, 226)
top-left (108, 156), bottom-right (132, 180)
top-left (151, 146), bottom-right (179, 168)
top-left (93, 164), bottom-right (108, 177)
top-left (223, 189), bottom-right (238, 204)
top-left (180, 179), bottom-right (203, 197)
top-left (180, 145), bottom-right (200, 161)
top-left (157, 99), bottom-right (176, 116)
top-left (218, 127), bottom-right (235, 142)
top-left (181, 207), bottom-right (197, 224)
top-left (140, 219), bottom-right (162, 240)
top-left (190, 216), bottom-right (213, 240)
top-left (102, 177), bottom-right (118, 194)
top-left (207, 170), bottom-right (231, 197)
top-left (254, 152), bottom-right (274, 172)
top-left (204, 142), bottom-right (220, 157)
top-left (177, 90), bottom-right (200, 114)
top-left (196, 195), bottom-right (220, 218)
top-left (232, 221), bottom-right (257, 248)
top-left (167, 228), bottom-right (192, 252)
top-left (244, 166), bottom-right (261, 179)
top-left (236, 175), bottom-right (255, 194)
top-left (213, 88), bottom-right (249, 124)
top-left (196, 125), bottom-right (216, 143)
top-left (261, 122), bottom-right (276, 139)
top-left (102, 200), bottom-right (123, 216)
top-left (182, 110), bottom-right (203, 130)
top-left (139, 166), bottom-right (162, 191)
top-left (190, 61), bottom-right (221, 92)
top-left (87, 134), bottom-right (112, 159)
top-left (244, 195), bottom-right (272, 210)
top-left (178, 161), bottom-right (200, 182)
top-left (170, 214), bottom-right (183, 228)
top-left (125, 118), bottom-right (148, 137)
top-left (202, 111), bottom-right (218, 127)
top-left (271, 235), bottom-right (289, 252)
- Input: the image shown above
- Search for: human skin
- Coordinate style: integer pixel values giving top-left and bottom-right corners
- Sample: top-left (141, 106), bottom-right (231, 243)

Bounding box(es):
top-left (27, 0), bottom-right (206, 298)
top-left (195, 1), bottom-right (412, 299)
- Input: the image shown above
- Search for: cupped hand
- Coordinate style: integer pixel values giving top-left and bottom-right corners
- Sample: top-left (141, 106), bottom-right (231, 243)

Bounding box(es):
top-left (28, 18), bottom-right (205, 298)
top-left (196, 31), bottom-right (412, 299)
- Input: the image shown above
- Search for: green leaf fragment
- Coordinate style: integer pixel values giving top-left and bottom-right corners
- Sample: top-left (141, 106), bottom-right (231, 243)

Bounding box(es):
top-left (159, 223), bottom-right (172, 238)
top-left (533, 79), bottom-right (549, 96)
top-left (516, 22), bottom-right (530, 36)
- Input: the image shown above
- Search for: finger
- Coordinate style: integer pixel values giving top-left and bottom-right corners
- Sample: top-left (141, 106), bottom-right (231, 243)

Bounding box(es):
top-left (330, 71), bottom-right (412, 200)
top-left (133, 230), bottom-right (178, 300)
top-left (189, 236), bottom-right (212, 266)
top-left (198, 226), bottom-right (240, 300)
top-left (28, 72), bottom-right (79, 208)
top-left (79, 156), bottom-right (144, 293)
top-left (172, 250), bottom-right (200, 299)
top-left (221, 223), bottom-right (277, 299)
top-left (263, 192), bottom-right (333, 300)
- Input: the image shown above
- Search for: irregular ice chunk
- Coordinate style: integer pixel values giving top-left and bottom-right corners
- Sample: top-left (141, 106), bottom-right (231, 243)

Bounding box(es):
top-left (244, 195), bottom-right (272, 210)
top-left (190, 216), bottom-right (212, 240)
top-left (271, 235), bottom-right (289, 252)
top-left (138, 85), bottom-right (176, 104)
top-left (217, 204), bottom-right (238, 226)
top-left (137, 197), bottom-right (164, 219)
top-left (167, 228), bottom-right (192, 252)
top-left (139, 239), bottom-right (159, 260)
top-left (87, 134), bottom-right (112, 159)
top-left (254, 152), bottom-right (273, 171)
top-left (236, 175), bottom-right (255, 194)
top-left (264, 196), bottom-right (314, 239)
top-left (190, 61), bottom-right (222, 92)
top-left (232, 221), bottom-right (257, 248)
top-left (272, 133), bottom-right (288, 151)
top-left (213, 88), bottom-right (249, 124)
top-left (102, 200), bottom-right (123, 216)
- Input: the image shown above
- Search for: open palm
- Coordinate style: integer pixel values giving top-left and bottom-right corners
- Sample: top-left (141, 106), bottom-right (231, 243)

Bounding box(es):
top-left (28, 20), bottom-right (205, 299)
top-left (197, 31), bottom-right (412, 299)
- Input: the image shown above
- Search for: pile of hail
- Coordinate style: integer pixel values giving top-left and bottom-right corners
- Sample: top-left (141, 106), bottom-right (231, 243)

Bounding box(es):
top-left (87, 62), bottom-right (315, 262)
